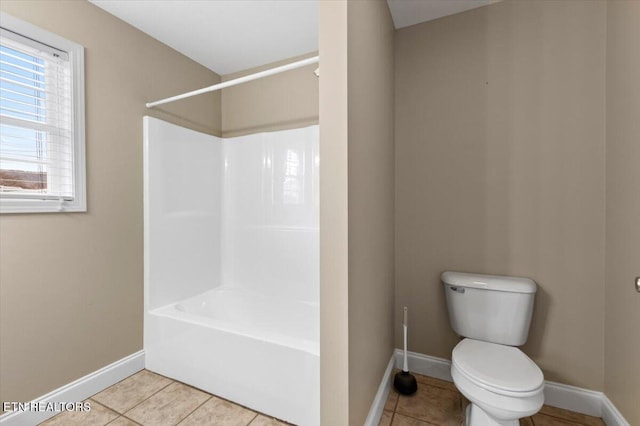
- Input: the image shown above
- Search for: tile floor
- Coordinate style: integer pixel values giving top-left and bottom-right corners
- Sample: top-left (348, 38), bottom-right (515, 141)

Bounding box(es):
top-left (40, 369), bottom-right (606, 426)
top-left (381, 372), bottom-right (606, 426)
top-left (39, 370), bottom-right (288, 426)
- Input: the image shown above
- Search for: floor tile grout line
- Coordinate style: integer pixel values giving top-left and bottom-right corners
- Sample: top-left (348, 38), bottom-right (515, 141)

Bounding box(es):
top-left (82, 397), bottom-right (121, 425)
top-left (172, 394), bottom-right (213, 426)
top-left (180, 384), bottom-right (259, 417)
top-left (168, 380), bottom-right (278, 423)
top-left (87, 397), bottom-right (119, 417)
top-left (90, 370), bottom-right (175, 414)
top-left (389, 395), bottom-right (398, 413)
top-left (103, 378), bottom-right (176, 416)
top-left (245, 412), bottom-right (259, 425)
top-left (104, 414), bottom-right (143, 426)
top-left (120, 414), bottom-right (144, 426)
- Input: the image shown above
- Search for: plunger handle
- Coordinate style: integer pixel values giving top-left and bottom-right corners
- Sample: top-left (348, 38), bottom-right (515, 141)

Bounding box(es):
top-left (403, 307), bottom-right (409, 372)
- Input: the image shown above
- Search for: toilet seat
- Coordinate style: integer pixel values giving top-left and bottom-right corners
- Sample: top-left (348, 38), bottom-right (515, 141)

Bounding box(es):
top-left (452, 338), bottom-right (544, 397)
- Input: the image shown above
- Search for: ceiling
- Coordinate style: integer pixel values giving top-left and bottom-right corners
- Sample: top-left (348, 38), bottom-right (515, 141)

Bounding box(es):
top-left (89, 0), bottom-right (499, 76)
top-left (89, 0), bottom-right (318, 75)
top-left (387, 0), bottom-right (501, 29)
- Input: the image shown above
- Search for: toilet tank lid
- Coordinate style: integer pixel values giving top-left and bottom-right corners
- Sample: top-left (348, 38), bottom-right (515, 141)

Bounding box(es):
top-left (441, 271), bottom-right (537, 294)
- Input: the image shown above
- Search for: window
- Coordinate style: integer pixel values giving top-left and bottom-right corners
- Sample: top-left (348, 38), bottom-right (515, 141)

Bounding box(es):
top-left (0, 12), bottom-right (85, 213)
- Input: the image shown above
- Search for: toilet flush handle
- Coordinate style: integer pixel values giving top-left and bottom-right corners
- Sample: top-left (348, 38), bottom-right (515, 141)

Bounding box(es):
top-left (450, 286), bottom-right (465, 294)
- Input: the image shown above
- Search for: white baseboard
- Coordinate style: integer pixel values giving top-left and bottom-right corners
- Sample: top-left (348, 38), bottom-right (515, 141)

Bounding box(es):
top-left (0, 350), bottom-right (145, 426)
top-left (602, 395), bottom-right (631, 426)
top-left (394, 348), bottom-right (453, 382)
top-left (543, 380), bottom-right (603, 418)
top-left (389, 348), bottom-right (629, 426)
top-left (364, 353), bottom-right (395, 426)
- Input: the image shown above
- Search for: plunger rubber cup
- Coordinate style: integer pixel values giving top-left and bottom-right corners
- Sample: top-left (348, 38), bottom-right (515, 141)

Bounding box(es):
top-left (394, 370), bottom-right (417, 395)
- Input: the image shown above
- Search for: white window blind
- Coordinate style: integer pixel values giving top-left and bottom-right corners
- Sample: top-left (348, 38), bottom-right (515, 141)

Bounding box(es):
top-left (0, 27), bottom-right (75, 201)
top-left (0, 13), bottom-right (85, 214)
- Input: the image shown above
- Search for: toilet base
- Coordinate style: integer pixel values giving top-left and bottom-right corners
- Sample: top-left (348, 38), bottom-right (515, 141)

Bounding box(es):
top-left (466, 404), bottom-right (518, 426)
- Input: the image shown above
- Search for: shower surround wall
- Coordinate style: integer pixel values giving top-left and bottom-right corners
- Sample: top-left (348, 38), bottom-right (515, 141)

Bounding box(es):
top-left (144, 117), bottom-right (319, 425)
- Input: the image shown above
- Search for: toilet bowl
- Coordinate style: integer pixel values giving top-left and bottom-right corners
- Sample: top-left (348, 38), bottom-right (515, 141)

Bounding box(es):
top-left (452, 338), bottom-right (544, 426)
top-left (441, 271), bottom-right (545, 426)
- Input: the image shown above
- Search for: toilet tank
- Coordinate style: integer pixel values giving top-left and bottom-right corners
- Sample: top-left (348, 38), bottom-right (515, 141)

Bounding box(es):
top-left (442, 271), bottom-right (537, 346)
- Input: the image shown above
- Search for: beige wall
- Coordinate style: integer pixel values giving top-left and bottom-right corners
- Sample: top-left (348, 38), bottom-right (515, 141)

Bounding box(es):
top-left (395, 0), bottom-right (607, 390)
top-left (346, 1), bottom-right (395, 424)
top-left (221, 53), bottom-right (318, 137)
top-left (605, 1), bottom-right (640, 423)
top-left (319, 1), bottom-right (350, 424)
top-left (319, 1), bottom-right (395, 423)
top-left (0, 0), bottom-right (220, 405)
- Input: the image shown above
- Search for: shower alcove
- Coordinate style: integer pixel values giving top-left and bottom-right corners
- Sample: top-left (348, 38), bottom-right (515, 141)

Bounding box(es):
top-left (144, 116), bottom-right (319, 425)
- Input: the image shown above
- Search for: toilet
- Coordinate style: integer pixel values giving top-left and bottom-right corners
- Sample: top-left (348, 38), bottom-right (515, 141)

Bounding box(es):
top-left (442, 271), bottom-right (545, 426)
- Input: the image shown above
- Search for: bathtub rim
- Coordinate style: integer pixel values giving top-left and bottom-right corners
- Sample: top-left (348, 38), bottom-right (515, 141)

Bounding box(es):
top-left (149, 290), bottom-right (319, 357)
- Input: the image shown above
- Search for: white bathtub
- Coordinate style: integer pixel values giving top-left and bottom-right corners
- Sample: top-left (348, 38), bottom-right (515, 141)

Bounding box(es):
top-left (145, 286), bottom-right (319, 425)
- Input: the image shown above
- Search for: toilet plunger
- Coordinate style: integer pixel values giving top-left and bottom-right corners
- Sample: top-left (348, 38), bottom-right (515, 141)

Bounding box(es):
top-left (394, 306), bottom-right (418, 395)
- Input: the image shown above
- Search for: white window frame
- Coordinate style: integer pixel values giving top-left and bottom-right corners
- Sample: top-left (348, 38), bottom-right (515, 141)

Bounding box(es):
top-left (0, 12), bottom-right (86, 214)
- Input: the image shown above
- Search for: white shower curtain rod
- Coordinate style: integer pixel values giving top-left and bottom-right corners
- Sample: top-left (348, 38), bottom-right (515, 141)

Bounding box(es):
top-left (146, 55), bottom-right (319, 108)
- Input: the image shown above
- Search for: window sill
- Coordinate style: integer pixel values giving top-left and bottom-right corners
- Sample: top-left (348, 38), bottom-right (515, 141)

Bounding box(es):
top-left (0, 198), bottom-right (86, 214)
